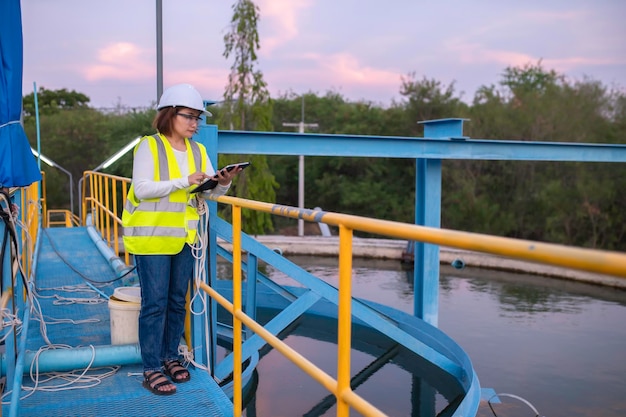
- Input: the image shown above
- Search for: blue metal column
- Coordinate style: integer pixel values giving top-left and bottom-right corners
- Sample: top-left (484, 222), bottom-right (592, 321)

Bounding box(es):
top-left (244, 253), bottom-right (258, 339)
top-left (192, 120), bottom-right (219, 371)
top-left (413, 119), bottom-right (466, 326)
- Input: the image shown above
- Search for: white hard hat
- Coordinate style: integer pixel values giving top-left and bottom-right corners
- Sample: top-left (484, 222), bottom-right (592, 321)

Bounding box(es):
top-left (157, 83), bottom-right (212, 116)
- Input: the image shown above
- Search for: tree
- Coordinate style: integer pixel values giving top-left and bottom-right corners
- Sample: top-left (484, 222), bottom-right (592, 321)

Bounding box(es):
top-left (23, 87), bottom-right (90, 116)
top-left (24, 107), bottom-right (109, 212)
top-left (222, 0), bottom-right (270, 131)
top-left (221, 0), bottom-right (277, 234)
top-left (398, 72), bottom-right (466, 136)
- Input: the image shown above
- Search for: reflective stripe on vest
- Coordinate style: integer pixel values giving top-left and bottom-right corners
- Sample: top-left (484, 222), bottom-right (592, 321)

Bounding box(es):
top-left (122, 133), bottom-right (207, 255)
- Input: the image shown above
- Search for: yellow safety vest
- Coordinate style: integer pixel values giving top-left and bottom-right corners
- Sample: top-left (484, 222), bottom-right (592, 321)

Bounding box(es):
top-left (122, 133), bottom-right (207, 255)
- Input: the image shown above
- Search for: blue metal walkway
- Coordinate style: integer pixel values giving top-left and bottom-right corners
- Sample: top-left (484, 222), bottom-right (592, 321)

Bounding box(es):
top-left (7, 227), bottom-right (233, 417)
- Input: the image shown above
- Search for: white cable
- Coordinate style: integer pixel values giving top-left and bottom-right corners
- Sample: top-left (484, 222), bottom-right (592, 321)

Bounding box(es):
top-left (0, 196), bottom-right (118, 404)
top-left (178, 344), bottom-right (209, 372)
top-left (188, 197), bottom-right (212, 375)
top-left (488, 392), bottom-right (543, 417)
top-left (1, 196), bottom-right (54, 347)
top-left (1, 202), bottom-right (56, 347)
top-left (190, 196), bottom-right (209, 315)
top-left (190, 196), bottom-right (209, 316)
top-left (36, 285), bottom-right (106, 306)
top-left (0, 308), bottom-right (23, 342)
top-left (1, 344), bottom-right (120, 403)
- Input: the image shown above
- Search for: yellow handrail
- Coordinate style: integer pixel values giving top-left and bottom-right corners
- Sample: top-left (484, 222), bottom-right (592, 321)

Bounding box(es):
top-left (47, 209), bottom-right (80, 227)
top-left (205, 193), bottom-right (626, 416)
top-left (80, 170), bottom-right (391, 416)
top-left (20, 178), bottom-right (43, 280)
top-left (82, 171), bottom-right (131, 266)
top-left (212, 195), bottom-right (626, 278)
top-left (77, 169), bottom-right (626, 417)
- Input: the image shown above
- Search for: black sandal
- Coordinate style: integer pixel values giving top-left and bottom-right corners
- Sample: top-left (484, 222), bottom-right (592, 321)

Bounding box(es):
top-left (143, 371), bottom-right (177, 395)
top-left (163, 359), bottom-right (191, 383)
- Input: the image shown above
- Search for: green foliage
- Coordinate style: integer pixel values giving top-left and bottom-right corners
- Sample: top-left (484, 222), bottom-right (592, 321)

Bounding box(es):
top-left (218, 153), bottom-right (279, 235)
top-left (457, 61), bottom-right (626, 248)
top-left (24, 107), bottom-right (109, 212)
top-left (23, 59), bottom-right (626, 250)
top-left (23, 87), bottom-right (90, 116)
top-left (220, 0), bottom-right (277, 234)
top-left (221, 0), bottom-right (270, 131)
top-left (98, 110), bottom-right (156, 178)
top-left (398, 72), bottom-right (468, 135)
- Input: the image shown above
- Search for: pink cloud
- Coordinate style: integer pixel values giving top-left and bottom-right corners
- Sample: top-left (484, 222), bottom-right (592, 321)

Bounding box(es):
top-left (83, 42), bottom-right (153, 81)
top-left (448, 39), bottom-right (626, 73)
top-left (543, 56), bottom-right (626, 69)
top-left (163, 68), bottom-right (231, 97)
top-left (256, 0), bottom-right (313, 55)
top-left (443, 38), bottom-right (532, 67)
top-left (268, 52), bottom-right (400, 95)
top-left (321, 53), bottom-right (400, 87)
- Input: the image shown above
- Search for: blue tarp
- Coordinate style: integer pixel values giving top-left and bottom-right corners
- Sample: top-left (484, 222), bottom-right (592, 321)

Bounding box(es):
top-left (0, 0), bottom-right (41, 188)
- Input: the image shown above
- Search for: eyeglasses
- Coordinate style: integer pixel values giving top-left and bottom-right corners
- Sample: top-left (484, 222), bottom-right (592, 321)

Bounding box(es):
top-left (177, 113), bottom-right (202, 124)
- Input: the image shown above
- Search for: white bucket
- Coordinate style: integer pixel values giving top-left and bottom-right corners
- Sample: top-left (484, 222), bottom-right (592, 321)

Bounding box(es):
top-left (108, 287), bottom-right (141, 345)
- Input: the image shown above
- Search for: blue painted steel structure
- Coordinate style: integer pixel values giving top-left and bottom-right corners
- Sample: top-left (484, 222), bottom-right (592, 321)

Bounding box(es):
top-left (2, 114), bottom-right (624, 415)
top-left (194, 117), bottom-right (626, 326)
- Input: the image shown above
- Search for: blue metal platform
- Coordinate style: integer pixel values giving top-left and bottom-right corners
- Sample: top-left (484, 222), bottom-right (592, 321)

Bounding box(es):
top-left (7, 227), bottom-right (233, 417)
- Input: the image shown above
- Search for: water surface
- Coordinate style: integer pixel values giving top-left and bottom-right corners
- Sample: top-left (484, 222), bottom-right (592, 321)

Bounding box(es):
top-left (232, 256), bottom-right (626, 417)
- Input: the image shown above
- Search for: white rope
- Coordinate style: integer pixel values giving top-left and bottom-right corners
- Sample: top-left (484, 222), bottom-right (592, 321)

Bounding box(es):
top-left (35, 284), bottom-right (106, 306)
top-left (187, 196), bottom-right (212, 375)
top-left (0, 193), bottom-right (39, 344)
top-left (1, 344), bottom-right (120, 403)
top-left (0, 195), bottom-right (116, 404)
top-left (488, 392), bottom-right (544, 417)
top-left (0, 307), bottom-right (23, 343)
top-left (189, 196), bottom-right (209, 316)
top-left (178, 344), bottom-right (209, 372)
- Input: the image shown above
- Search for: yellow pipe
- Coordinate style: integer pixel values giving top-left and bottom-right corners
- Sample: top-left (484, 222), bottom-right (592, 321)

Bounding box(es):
top-left (211, 195), bottom-right (626, 278)
top-left (70, 172), bottom-right (626, 416)
top-left (232, 204), bottom-right (242, 417)
top-left (336, 225), bottom-right (353, 416)
top-left (199, 283), bottom-right (337, 391)
top-left (199, 281), bottom-right (386, 415)
top-left (341, 390), bottom-right (387, 417)
top-left (0, 290), bottom-right (12, 310)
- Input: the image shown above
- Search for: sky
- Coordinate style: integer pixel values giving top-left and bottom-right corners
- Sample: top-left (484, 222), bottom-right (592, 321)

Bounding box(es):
top-left (20, 0), bottom-right (626, 110)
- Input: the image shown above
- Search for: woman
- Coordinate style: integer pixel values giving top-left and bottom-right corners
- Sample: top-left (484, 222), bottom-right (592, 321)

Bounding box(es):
top-left (122, 83), bottom-right (243, 395)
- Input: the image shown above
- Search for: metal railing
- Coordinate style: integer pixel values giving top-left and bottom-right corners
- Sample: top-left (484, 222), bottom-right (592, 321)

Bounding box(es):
top-left (79, 171), bottom-right (411, 416)
top-left (46, 209), bottom-right (80, 228)
top-left (207, 194), bottom-right (626, 417)
top-left (78, 170), bottom-right (626, 416)
top-left (81, 171), bottom-right (131, 266)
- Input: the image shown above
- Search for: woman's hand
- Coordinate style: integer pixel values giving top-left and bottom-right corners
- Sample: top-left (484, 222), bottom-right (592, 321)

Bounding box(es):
top-left (214, 166), bottom-right (243, 186)
top-left (188, 171), bottom-right (208, 186)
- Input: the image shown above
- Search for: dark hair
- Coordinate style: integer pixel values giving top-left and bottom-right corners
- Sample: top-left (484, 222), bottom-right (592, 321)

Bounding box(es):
top-left (152, 107), bottom-right (177, 136)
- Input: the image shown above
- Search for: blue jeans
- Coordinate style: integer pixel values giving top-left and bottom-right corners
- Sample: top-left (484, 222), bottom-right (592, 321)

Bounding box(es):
top-left (135, 244), bottom-right (194, 372)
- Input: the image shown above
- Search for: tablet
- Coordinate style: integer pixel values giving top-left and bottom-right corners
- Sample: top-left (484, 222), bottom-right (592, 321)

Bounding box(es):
top-left (190, 162), bottom-right (250, 193)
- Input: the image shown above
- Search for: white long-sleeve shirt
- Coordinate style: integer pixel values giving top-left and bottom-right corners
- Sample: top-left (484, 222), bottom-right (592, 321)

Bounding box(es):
top-left (131, 138), bottom-right (230, 200)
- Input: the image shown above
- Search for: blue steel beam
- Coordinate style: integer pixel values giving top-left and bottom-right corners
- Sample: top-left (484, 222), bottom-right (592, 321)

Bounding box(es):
top-left (216, 130), bottom-right (626, 162)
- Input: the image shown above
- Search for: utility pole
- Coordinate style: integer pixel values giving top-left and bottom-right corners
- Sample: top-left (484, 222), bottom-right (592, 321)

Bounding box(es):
top-left (283, 96), bottom-right (318, 236)
top-left (156, 0), bottom-right (163, 102)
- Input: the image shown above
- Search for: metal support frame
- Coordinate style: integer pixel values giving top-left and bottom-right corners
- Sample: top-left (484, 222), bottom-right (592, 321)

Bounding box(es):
top-left (413, 119), bottom-right (464, 325)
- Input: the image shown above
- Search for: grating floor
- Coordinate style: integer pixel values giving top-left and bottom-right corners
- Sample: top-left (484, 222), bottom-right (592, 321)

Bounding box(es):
top-left (5, 227), bottom-right (233, 417)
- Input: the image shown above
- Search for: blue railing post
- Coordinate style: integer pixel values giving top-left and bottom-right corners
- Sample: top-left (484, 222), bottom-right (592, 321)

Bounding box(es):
top-left (191, 115), bottom-right (219, 372)
top-left (414, 118), bottom-right (467, 326)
